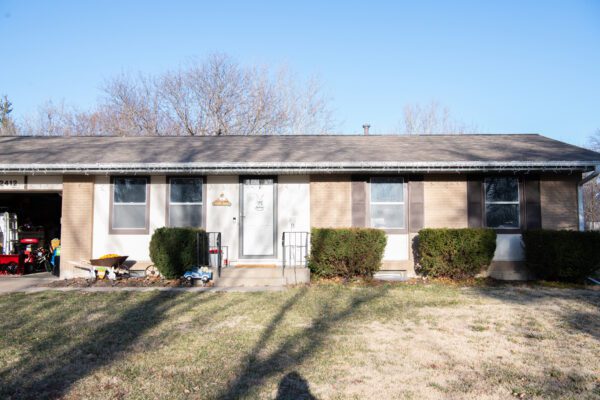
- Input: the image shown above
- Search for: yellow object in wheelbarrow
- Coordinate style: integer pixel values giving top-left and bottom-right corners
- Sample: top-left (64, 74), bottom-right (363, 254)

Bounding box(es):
top-left (99, 253), bottom-right (120, 259)
top-left (96, 267), bottom-right (107, 279)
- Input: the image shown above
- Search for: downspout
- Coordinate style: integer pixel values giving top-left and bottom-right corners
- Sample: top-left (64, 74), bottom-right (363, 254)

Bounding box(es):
top-left (578, 165), bottom-right (600, 231)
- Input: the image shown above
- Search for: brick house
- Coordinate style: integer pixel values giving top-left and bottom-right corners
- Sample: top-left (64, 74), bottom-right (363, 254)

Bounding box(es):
top-left (0, 134), bottom-right (598, 282)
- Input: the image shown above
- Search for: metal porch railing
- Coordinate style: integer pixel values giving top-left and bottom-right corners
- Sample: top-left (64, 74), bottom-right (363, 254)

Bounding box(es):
top-left (282, 232), bottom-right (310, 277)
top-left (196, 231), bottom-right (223, 277)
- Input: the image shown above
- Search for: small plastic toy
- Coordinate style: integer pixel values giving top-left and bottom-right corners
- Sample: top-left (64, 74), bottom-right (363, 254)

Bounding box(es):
top-left (182, 266), bottom-right (213, 286)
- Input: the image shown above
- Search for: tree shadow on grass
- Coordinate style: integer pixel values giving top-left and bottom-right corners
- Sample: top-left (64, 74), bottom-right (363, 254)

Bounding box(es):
top-left (216, 286), bottom-right (388, 400)
top-left (469, 285), bottom-right (600, 341)
top-left (0, 295), bottom-right (67, 332)
top-left (0, 291), bottom-right (222, 399)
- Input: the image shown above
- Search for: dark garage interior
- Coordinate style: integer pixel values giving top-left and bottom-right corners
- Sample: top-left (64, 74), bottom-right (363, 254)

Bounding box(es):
top-left (0, 194), bottom-right (62, 276)
top-left (0, 193), bottom-right (62, 244)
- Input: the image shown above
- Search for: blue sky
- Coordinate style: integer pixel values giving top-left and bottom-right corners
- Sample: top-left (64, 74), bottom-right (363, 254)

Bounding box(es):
top-left (1, 0), bottom-right (599, 145)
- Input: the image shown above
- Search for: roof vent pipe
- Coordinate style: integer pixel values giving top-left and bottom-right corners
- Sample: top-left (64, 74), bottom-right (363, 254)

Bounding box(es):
top-left (362, 124), bottom-right (371, 135)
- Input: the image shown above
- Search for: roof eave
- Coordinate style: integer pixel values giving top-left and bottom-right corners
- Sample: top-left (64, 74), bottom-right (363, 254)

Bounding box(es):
top-left (0, 161), bottom-right (598, 175)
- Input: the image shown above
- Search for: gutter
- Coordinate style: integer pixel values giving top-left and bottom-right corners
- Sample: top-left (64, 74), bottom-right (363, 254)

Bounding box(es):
top-left (578, 165), bottom-right (600, 231)
top-left (0, 160), bottom-right (598, 175)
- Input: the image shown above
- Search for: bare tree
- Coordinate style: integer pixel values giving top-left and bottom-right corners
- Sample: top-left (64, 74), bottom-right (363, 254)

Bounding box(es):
top-left (398, 101), bottom-right (475, 134)
top-left (100, 74), bottom-right (166, 136)
top-left (23, 54), bottom-right (335, 136)
top-left (0, 95), bottom-right (17, 136)
top-left (21, 101), bottom-right (105, 136)
top-left (158, 55), bottom-right (334, 136)
top-left (583, 129), bottom-right (600, 230)
top-left (161, 55), bottom-right (272, 136)
top-left (22, 101), bottom-right (64, 136)
top-left (588, 129), bottom-right (600, 151)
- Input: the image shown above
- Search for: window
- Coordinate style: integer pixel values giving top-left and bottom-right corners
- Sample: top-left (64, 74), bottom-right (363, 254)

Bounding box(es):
top-left (484, 177), bottom-right (520, 228)
top-left (112, 177), bottom-right (148, 231)
top-left (168, 177), bottom-right (203, 227)
top-left (370, 177), bottom-right (405, 229)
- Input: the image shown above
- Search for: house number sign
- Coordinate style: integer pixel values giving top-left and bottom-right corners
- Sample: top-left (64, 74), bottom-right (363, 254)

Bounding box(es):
top-left (0, 176), bottom-right (25, 191)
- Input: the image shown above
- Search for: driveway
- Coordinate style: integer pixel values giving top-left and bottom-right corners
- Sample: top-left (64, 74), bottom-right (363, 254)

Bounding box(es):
top-left (0, 272), bottom-right (58, 293)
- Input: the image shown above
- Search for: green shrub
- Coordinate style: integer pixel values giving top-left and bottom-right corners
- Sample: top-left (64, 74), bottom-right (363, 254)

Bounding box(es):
top-left (522, 230), bottom-right (600, 282)
top-left (416, 228), bottom-right (497, 279)
top-left (308, 228), bottom-right (387, 279)
top-left (149, 227), bottom-right (206, 279)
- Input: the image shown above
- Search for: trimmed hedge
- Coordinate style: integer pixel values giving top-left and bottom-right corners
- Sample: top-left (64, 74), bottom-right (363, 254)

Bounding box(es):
top-left (149, 227), bottom-right (206, 279)
top-left (417, 228), bottom-right (497, 279)
top-left (522, 230), bottom-right (600, 282)
top-left (308, 228), bottom-right (387, 279)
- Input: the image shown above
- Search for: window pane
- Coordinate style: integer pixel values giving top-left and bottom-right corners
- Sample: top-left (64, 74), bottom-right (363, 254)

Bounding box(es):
top-left (485, 177), bottom-right (518, 202)
top-left (114, 177), bottom-right (147, 203)
top-left (243, 178), bottom-right (273, 186)
top-left (113, 205), bottom-right (146, 229)
top-left (371, 177), bottom-right (403, 202)
top-left (170, 178), bottom-right (202, 203)
top-left (486, 204), bottom-right (519, 228)
top-left (371, 204), bottom-right (404, 228)
top-left (169, 204), bottom-right (202, 227)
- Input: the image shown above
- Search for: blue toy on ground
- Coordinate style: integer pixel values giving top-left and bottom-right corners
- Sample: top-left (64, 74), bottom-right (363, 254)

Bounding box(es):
top-left (182, 266), bottom-right (213, 286)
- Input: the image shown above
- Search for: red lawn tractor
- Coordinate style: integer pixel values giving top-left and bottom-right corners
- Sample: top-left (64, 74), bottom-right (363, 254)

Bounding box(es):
top-left (0, 237), bottom-right (51, 275)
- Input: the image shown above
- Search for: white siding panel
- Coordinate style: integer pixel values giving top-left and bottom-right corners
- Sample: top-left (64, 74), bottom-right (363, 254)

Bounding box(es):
top-left (383, 234), bottom-right (409, 261)
top-left (278, 175), bottom-right (311, 262)
top-left (278, 175), bottom-right (310, 232)
top-left (27, 175), bottom-right (63, 191)
top-left (206, 176), bottom-right (239, 263)
top-left (92, 175), bottom-right (166, 263)
top-left (493, 234), bottom-right (525, 261)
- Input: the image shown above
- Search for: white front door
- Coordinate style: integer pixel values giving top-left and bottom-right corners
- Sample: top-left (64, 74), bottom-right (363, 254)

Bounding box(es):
top-left (241, 178), bottom-right (275, 257)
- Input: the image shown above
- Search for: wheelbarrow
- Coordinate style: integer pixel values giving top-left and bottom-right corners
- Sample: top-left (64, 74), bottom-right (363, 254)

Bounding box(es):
top-left (90, 256), bottom-right (129, 279)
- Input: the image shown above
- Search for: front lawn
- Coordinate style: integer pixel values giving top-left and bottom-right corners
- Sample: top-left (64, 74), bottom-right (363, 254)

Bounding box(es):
top-left (0, 283), bottom-right (599, 399)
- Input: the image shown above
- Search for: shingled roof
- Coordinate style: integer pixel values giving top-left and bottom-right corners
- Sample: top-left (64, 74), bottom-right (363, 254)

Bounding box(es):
top-left (0, 134), bottom-right (598, 174)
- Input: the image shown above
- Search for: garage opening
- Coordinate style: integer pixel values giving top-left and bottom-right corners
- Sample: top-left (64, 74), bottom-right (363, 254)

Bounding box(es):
top-left (0, 193), bottom-right (62, 275)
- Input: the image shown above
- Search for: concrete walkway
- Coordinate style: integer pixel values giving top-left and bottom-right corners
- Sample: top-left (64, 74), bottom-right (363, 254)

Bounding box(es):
top-left (0, 272), bottom-right (58, 294)
top-left (0, 275), bottom-right (287, 294)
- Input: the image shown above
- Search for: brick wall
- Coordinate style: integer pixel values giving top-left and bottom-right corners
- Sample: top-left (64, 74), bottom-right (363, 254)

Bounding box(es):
top-left (423, 176), bottom-right (468, 228)
top-left (540, 175), bottom-right (579, 230)
top-left (310, 175), bottom-right (351, 228)
top-left (60, 175), bottom-right (95, 278)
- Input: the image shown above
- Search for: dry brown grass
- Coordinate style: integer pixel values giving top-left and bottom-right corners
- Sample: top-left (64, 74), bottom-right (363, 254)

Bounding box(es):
top-left (0, 283), bottom-right (598, 399)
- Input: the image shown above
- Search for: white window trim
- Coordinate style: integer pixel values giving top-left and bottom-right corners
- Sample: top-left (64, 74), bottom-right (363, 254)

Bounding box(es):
top-left (484, 177), bottom-right (521, 228)
top-left (167, 177), bottom-right (204, 227)
top-left (111, 176), bottom-right (149, 232)
top-left (369, 177), bottom-right (405, 229)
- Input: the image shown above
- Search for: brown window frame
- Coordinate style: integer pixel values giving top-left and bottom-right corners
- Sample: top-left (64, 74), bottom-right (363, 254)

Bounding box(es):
top-left (109, 176), bottom-right (151, 235)
top-left (165, 176), bottom-right (207, 229)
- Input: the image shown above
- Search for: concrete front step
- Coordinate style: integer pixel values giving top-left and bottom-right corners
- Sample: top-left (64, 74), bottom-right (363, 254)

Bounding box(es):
top-left (214, 266), bottom-right (311, 287)
top-left (214, 276), bottom-right (285, 287)
top-left (220, 267), bottom-right (284, 279)
top-left (485, 261), bottom-right (534, 281)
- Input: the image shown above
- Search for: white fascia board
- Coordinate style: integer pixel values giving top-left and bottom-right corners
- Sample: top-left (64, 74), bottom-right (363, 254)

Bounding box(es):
top-left (0, 160), bottom-right (598, 175)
